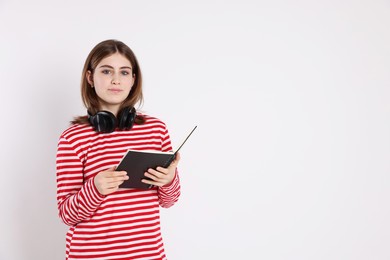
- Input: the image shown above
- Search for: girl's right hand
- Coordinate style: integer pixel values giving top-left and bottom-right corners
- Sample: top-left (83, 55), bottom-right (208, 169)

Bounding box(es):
top-left (94, 167), bottom-right (129, 195)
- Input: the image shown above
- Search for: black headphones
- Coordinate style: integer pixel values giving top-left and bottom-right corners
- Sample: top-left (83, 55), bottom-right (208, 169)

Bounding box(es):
top-left (88, 107), bottom-right (136, 133)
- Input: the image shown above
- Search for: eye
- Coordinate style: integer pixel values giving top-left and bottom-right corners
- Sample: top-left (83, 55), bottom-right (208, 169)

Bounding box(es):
top-left (102, 69), bottom-right (111, 75)
top-left (121, 70), bottom-right (130, 76)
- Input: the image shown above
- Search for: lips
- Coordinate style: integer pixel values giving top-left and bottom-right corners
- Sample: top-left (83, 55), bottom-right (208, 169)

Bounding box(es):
top-left (108, 88), bottom-right (123, 93)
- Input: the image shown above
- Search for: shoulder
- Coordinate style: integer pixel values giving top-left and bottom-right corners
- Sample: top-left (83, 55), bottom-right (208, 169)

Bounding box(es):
top-left (136, 112), bottom-right (168, 130)
top-left (59, 123), bottom-right (95, 142)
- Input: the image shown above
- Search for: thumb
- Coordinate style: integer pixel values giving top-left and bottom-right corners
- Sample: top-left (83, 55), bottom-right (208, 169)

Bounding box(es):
top-left (172, 152), bottom-right (181, 165)
top-left (103, 166), bottom-right (116, 175)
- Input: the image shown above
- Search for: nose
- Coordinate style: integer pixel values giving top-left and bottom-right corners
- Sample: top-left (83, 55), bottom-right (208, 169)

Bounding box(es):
top-left (111, 74), bottom-right (120, 85)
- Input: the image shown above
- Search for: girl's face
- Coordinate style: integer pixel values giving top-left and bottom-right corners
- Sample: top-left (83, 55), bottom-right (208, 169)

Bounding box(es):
top-left (87, 52), bottom-right (135, 114)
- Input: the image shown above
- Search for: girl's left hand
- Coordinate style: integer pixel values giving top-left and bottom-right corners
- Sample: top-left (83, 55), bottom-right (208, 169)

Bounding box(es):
top-left (142, 152), bottom-right (181, 187)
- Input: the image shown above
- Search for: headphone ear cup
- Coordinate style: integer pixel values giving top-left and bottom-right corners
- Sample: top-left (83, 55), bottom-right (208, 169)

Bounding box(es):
top-left (118, 107), bottom-right (136, 130)
top-left (88, 111), bottom-right (117, 133)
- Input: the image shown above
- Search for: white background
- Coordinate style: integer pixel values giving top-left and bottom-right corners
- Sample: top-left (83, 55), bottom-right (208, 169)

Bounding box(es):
top-left (0, 0), bottom-right (389, 259)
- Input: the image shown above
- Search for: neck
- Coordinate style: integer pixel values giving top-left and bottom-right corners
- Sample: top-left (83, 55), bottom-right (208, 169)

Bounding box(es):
top-left (100, 104), bottom-right (121, 117)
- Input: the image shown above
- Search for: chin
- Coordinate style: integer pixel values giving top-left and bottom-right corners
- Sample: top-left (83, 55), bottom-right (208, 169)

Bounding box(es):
top-left (100, 98), bottom-right (127, 107)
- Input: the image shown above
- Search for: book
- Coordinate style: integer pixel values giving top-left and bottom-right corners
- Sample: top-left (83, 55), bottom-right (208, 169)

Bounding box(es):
top-left (117, 126), bottom-right (197, 189)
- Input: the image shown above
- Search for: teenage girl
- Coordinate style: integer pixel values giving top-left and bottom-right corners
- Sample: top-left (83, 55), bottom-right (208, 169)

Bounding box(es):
top-left (56, 39), bottom-right (181, 260)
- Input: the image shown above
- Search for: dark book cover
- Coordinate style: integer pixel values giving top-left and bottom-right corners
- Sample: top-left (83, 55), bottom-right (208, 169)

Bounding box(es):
top-left (117, 150), bottom-right (175, 189)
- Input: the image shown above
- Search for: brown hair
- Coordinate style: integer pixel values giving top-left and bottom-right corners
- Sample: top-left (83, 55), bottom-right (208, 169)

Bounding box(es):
top-left (72, 39), bottom-right (145, 125)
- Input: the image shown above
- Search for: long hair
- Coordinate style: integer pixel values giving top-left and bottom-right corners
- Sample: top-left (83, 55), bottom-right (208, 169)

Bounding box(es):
top-left (72, 39), bottom-right (144, 125)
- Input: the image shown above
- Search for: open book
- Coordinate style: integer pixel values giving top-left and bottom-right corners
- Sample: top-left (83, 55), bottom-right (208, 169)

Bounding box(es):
top-left (117, 126), bottom-right (197, 189)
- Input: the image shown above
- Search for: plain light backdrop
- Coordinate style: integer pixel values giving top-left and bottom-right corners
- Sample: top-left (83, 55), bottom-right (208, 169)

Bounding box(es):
top-left (0, 0), bottom-right (389, 259)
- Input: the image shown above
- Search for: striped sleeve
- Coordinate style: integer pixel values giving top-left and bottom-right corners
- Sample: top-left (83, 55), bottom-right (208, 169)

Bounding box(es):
top-left (56, 135), bottom-right (105, 226)
top-left (158, 169), bottom-right (181, 208)
top-left (157, 125), bottom-right (181, 208)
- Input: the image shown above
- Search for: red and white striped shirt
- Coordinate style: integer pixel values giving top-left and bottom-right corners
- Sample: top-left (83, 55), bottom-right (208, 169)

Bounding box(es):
top-left (56, 115), bottom-right (180, 260)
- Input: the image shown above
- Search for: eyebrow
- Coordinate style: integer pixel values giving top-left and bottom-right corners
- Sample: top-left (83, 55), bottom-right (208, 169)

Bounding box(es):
top-left (98, 65), bottom-right (132, 70)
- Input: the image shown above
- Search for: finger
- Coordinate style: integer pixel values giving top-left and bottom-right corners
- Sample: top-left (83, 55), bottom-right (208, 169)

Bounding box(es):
top-left (111, 171), bottom-right (128, 176)
top-left (106, 175), bottom-right (129, 183)
top-left (100, 167), bottom-right (125, 178)
top-left (168, 153), bottom-right (180, 168)
top-left (145, 168), bottom-right (166, 179)
top-left (105, 171), bottom-right (128, 179)
top-left (155, 166), bottom-right (169, 174)
top-left (173, 152), bottom-right (181, 165)
top-left (144, 172), bottom-right (159, 182)
top-left (105, 180), bottom-right (125, 189)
